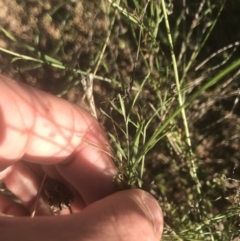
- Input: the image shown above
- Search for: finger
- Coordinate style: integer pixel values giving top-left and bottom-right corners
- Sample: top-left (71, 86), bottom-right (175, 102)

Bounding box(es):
top-left (2, 162), bottom-right (86, 215)
top-left (0, 189), bottom-right (163, 241)
top-left (78, 189), bottom-right (164, 241)
top-left (1, 162), bottom-right (52, 215)
top-left (0, 193), bottom-right (29, 216)
top-left (0, 75), bottom-right (116, 203)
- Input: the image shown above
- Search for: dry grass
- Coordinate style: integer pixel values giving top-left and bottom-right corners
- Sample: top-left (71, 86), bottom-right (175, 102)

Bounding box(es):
top-left (1, 0), bottom-right (240, 239)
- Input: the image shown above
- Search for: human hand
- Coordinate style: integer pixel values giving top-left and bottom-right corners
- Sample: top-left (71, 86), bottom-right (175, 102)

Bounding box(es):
top-left (0, 74), bottom-right (163, 241)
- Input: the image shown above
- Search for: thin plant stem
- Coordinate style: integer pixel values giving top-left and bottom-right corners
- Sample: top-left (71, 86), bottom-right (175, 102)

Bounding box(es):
top-left (161, 0), bottom-right (201, 194)
top-left (93, 0), bottom-right (120, 76)
top-left (180, 0), bottom-right (227, 82)
top-left (31, 174), bottom-right (47, 217)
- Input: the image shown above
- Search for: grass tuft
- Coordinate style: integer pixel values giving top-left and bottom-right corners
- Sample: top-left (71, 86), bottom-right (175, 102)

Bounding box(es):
top-left (1, 0), bottom-right (240, 239)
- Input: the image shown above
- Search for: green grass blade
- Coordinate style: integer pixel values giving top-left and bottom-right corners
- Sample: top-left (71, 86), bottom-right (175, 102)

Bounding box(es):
top-left (1, 28), bottom-right (62, 65)
top-left (131, 120), bottom-right (144, 164)
top-left (139, 57), bottom-right (240, 161)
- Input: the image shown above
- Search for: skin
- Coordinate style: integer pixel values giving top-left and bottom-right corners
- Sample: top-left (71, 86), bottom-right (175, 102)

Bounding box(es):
top-left (0, 74), bottom-right (163, 241)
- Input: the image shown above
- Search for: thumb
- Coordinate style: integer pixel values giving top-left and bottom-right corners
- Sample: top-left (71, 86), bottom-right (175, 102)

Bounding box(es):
top-left (76, 189), bottom-right (164, 241)
top-left (0, 189), bottom-right (163, 241)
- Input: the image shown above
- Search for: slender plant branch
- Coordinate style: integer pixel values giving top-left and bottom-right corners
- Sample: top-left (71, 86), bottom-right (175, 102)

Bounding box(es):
top-left (161, 0), bottom-right (201, 194)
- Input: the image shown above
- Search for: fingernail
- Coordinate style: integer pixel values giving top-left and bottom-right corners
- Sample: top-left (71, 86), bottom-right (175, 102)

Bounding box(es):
top-left (142, 194), bottom-right (163, 236)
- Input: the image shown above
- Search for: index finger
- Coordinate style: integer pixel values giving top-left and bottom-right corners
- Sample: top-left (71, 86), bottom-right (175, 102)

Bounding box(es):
top-left (0, 75), bottom-right (116, 203)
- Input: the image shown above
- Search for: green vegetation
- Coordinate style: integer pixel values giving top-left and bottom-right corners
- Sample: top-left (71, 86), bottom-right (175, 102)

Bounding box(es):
top-left (1, 0), bottom-right (240, 239)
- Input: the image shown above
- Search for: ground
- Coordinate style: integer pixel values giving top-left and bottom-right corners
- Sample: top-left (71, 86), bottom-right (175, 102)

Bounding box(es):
top-left (0, 0), bottom-right (240, 239)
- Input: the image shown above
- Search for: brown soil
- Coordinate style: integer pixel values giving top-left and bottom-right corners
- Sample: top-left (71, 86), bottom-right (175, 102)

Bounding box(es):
top-left (1, 0), bottom-right (240, 237)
